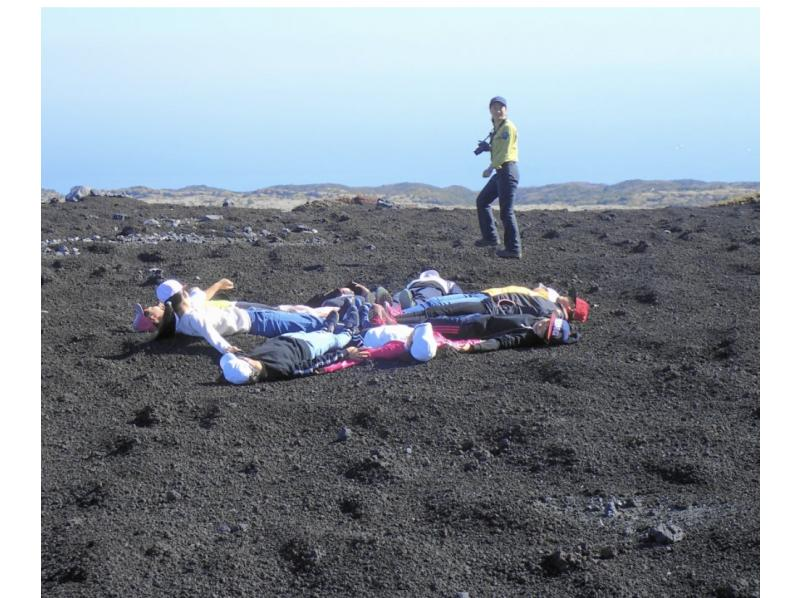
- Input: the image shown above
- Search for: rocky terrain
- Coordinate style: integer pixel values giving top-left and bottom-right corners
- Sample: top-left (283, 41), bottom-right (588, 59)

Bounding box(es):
top-left (41, 196), bottom-right (759, 597)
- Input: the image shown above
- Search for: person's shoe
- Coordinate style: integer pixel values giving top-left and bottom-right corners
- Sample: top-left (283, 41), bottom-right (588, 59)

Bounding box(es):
top-left (496, 248), bottom-right (521, 259)
top-left (339, 299), bottom-right (360, 331)
top-left (396, 289), bottom-right (414, 309)
top-left (323, 310), bottom-right (339, 333)
top-left (474, 238), bottom-right (499, 247)
top-left (374, 286), bottom-right (392, 306)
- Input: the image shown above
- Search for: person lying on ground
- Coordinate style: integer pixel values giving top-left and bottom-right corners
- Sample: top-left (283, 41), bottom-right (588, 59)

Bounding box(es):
top-left (392, 269), bottom-right (465, 310)
top-left (481, 284), bottom-right (589, 322)
top-left (219, 313), bottom-right (362, 385)
top-left (395, 285), bottom-right (589, 324)
top-left (319, 323), bottom-right (482, 375)
top-left (133, 278), bottom-right (337, 333)
top-left (150, 279), bottom-right (353, 355)
top-left (463, 313), bottom-right (578, 352)
top-left (428, 312), bottom-right (577, 344)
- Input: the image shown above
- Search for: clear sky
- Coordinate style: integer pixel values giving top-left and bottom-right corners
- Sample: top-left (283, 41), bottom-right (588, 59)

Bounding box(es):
top-left (41, 7), bottom-right (759, 192)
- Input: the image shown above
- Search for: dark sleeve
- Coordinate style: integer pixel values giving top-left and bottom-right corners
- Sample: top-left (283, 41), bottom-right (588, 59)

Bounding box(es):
top-left (469, 338), bottom-right (502, 353)
top-left (471, 330), bottom-right (537, 352)
top-left (290, 348), bottom-right (350, 378)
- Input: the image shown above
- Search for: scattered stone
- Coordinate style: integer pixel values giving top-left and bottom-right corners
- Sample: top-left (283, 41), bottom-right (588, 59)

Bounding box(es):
top-left (292, 224), bottom-right (316, 233)
top-left (202, 215), bottom-right (223, 222)
top-left (648, 523), bottom-right (685, 545)
top-left (541, 549), bottom-right (582, 576)
top-left (65, 185), bottom-right (91, 202)
top-left (474, 448), bottom-right (492, 463)
top-left (455, 592), bottom-right (470, 598)
top-left (543, 229), bottom-right (560, 239)
top-left (336, 427), bottom-right (352, 442)
top-left (599, 545), bottom-right (617, 559)
top-left (222, 199), bottom-right (234, 207)
top-left (112, 213), bottom-right (127, 221)
top-left (120, 226), bottom-right (137, 237)
top-left (165, 490), bottom-right (181, 502)
top-left (216, 522), bottom-right (232, 534)
top-left (143, 218), bottom-right (160, 227)
top-left (631, 240), bottom-right (650, 253)
top-left (604, 501), bottom-right (618, 518)
top-left (131, 405), bottom-right (158, 427)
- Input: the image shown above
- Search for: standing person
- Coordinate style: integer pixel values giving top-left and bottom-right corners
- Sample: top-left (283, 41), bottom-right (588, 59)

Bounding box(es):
top-left (474, 96), bottom-right (521, 259)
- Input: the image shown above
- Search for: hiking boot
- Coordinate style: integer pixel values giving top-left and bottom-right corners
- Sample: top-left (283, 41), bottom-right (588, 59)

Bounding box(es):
top-left (323, 310), bottom-right (339, 333)
top-left (496, 248), bottom-right (521, 259)
top-left (474, 238), bottom-right (499, 247)
top-left (396, 289), bottom-right (414, 309)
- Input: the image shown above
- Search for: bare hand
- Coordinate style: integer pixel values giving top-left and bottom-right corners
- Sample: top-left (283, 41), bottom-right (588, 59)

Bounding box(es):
top-left (218, 278), bottom-right (235, 291)
top-left (346, 346), bottom-right (370, 361)
top-left (225, 345), bottom-right (242, 353)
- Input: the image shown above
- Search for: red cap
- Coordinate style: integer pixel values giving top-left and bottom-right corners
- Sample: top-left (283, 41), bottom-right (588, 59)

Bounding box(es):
top-left (571, 298), bottom-right (590, 322)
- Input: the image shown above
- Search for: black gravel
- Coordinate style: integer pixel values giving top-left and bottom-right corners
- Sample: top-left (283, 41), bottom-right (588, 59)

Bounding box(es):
top-left (41, 196), bottom-right (760, 597)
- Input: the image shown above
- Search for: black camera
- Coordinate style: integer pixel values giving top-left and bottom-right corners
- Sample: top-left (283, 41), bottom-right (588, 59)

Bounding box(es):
top-left (473, 140), bottom-right (491, 155)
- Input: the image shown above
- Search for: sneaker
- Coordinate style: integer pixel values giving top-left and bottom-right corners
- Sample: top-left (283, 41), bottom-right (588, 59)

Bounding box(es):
top-left (374, 286), bottom-right (392, 306)
top-left (496, 248), bottom-right (521, 259)
top-left (322, 310), bottom-right (339, 333)
top-left (396, 289), bottom-right (414, 309)
top-left (474, 238), bottom-right (499, 247)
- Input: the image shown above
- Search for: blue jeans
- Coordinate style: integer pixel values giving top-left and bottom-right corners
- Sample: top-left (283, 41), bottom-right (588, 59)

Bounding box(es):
top-left (397, 293), bottom-right (491, 324)
top-left (283, 330), bottom-right (352, 359)
top-left (476, 161), bottom-right (521, 253)
top-left (248, 308), bottom-right (324, 337)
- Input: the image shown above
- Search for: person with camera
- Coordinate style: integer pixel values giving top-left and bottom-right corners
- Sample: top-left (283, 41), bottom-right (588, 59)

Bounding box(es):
top-left (473, 96), bottom-right (521, 259)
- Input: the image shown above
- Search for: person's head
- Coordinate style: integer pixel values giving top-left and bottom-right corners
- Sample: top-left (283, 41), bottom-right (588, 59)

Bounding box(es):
top-left (132, 303), bottom-right (165, 333)
top-left (408, 323), bottom-right (437, 362)
top-left (156, 279), bottom-right (184, 304)
top-left (154, 302), bottom-right (177, 340)
top-left (489, 96), bottom-right (508, 121)
top-left (556, 293), bottom-right (590, 322)
top-left (529, 314), bottom-right (575, 345)
top-left (220, 353), bottom-right (263, 384)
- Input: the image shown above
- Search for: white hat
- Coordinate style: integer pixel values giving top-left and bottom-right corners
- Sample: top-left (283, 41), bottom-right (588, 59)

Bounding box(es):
top-left (418, 269), bottom-right (440, 279)
top-left (220, 353), bottom-right (254, 385)
top-left (409, 323), bottom-right (437, 362)
top-left (156, 279), bottom-right (183, 303)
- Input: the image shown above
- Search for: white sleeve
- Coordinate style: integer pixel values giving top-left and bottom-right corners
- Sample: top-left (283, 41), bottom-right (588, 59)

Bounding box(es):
top-left (184, 311), bottom-right (231, 354)
top-left (188, 287), bottom-right (207, 309)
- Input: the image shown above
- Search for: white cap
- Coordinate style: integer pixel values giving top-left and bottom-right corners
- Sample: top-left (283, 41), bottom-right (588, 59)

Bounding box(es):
top-left (156, 279), bottom-right (183, 303)
top-left (409, 323), bottom-right (437, 362)
top-left (418, 269), bottom-right (440, 279)
top-left (220, 353), bottom-right (254, 385)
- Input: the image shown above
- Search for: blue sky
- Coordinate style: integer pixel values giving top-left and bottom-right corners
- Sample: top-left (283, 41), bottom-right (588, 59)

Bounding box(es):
top-left (41, 7), bottom-right (759, 192)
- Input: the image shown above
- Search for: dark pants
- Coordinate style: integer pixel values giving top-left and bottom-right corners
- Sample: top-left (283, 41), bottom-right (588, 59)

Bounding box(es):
top-left (476, 161), bottom-right (521, 254)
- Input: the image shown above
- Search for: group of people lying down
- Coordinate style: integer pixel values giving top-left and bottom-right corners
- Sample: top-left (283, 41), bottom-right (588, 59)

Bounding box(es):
top-left (131, 270), bottom-right (590, 385)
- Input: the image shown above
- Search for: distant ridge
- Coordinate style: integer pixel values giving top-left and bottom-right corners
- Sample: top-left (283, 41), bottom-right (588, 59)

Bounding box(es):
top-left (44, 179), bottom-right (760, 209)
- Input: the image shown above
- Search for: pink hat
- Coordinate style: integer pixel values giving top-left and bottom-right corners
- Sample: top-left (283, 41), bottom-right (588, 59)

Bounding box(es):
top-left (156, 279), bottom-right (183, 303)
top-left (132, 303), bottom-right (157, 333)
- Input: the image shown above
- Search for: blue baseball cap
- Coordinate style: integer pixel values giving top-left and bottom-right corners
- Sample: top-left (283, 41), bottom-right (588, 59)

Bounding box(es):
top-left (546, 313), bottom-right (571, 344)
top-left (489, 96), bottom-right (507, 108)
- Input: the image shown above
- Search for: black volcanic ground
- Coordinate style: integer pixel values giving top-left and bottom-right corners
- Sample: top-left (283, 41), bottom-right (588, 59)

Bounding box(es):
top-left (41, 197), bottom-right (759, 597)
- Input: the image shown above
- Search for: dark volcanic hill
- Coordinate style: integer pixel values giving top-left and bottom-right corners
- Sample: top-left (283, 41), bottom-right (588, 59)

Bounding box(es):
top-left (41, 197), bottom-right (759, 596)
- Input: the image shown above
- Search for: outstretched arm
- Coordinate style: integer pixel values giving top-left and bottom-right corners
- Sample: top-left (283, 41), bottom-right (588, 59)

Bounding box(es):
top-left (204, 278), bottom-right (234, 301)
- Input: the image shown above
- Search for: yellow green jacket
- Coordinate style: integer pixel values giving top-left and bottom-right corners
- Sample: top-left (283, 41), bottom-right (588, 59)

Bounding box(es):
top-left (490, 118), bottom-right (518, 169)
